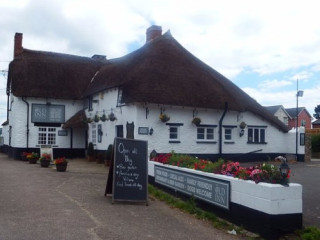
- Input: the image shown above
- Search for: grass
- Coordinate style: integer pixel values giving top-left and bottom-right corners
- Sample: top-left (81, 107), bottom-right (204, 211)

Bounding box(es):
top-left (148, 184), bottom-right (259, 239)
top-left (148, 184), bottom-right (320, 240)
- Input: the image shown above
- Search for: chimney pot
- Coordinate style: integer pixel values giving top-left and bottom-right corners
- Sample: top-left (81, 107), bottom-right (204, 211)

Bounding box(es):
top-left (92, 54), bottom-right (107, 61)
top-left (146, 25), bottom-right (162, 43)
top-left (14, 33), bottom-right (23, 58)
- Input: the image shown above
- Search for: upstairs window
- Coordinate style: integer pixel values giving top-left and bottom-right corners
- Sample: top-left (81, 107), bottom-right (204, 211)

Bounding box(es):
top-left (166, 123), bottom-right (183, 143)
top-left (169, 126), bottom-right (179, 141)
top-left (88, 96), bottom-right (93, 111)
top-left (224, 128), bottom-right (233, 141)
top-left (248, 126), bottom-right (266, 144)
top-left (197, 127), bottom-right (214, 140)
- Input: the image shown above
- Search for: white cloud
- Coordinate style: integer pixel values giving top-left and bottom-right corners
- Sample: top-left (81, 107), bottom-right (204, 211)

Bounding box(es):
top-left (1, 0), bottom-right (320, 124)
top-left (258, 79), bottom-right (292, 90)
top-left (243, 84), bottom-right (320, 118)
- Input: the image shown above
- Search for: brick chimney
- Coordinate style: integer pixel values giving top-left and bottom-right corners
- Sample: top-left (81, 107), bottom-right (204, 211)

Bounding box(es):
top-left (146, 25), bottom-right (162, 43)
top-left (14, 33), bottom-right (23, 58)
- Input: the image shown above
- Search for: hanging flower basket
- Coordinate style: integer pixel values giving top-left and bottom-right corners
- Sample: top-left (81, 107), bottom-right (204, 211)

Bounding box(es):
top-left (239, 121), bottom-right (247, 129)
top-left (87, 118), bottom-right (93, 123)
top-left (108, 113), bottom-right (117, 122)
top-left (94, 115), bottom-right (100, 123)
top-left (192, 117), bottom-right (201, 126)
top-left (159, 114), bottom-right (170, 123)
top-left (100, 114), bottom-right (108, 122)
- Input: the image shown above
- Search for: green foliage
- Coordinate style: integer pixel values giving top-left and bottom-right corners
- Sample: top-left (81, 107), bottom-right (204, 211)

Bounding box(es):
top-left (311, 134), bottom-right (320, 152)
top-left (148, 184), bottom-right (250, 237)
top-left (202, 158), bottom-right (224, 173)
top-left (314, 104), bottom-right (320, 119)
top-left (297, 226), bottom-right (320, 240)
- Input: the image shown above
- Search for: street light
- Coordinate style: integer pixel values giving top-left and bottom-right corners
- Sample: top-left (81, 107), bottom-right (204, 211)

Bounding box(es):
top-left (295, 79), bottom-right (304, 161)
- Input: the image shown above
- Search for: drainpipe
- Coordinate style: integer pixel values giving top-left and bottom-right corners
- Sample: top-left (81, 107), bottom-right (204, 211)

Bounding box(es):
top-left (22, 97), bottom-right (29, 149)
top-left (219, 102), bottom-right (228, 157)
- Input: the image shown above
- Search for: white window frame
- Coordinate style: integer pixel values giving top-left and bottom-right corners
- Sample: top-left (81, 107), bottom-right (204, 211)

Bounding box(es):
top-left (197, 127), bottom-right (214, 141)
top-left (92, 123), bottom-right (97, 144)
top-left (166, 123), bottom-right (183, 143)
top-left (224, 128), bottom-right (233, 141)
top-left (169, 126), bottom-right (180, 141)
top-left (248, 126), bottom-right (266, 144)
top-left (38, 127), bottom-right (56, 145)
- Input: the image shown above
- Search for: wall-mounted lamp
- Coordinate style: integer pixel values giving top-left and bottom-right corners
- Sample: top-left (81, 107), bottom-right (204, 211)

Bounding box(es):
top-left (239, 129), bottom-right (245, 137)
top-left (279, 157), bottom-right (290, 186)
top-left (149, 127), bottom-right (154, 135)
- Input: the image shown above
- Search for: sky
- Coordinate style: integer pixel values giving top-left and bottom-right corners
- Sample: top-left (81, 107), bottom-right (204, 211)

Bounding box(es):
top-left (0, 0), bottom-right (319, 125)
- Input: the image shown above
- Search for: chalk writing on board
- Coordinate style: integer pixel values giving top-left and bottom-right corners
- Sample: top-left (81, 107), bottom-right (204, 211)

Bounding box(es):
top-left (115, 142), bottom-right (143, 191)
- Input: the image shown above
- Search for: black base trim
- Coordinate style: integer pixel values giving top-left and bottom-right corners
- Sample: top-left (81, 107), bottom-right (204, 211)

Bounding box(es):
top-left (149, 176), bottom-right (302, 239)
top-left (1, 146), bottom-right (86, 160)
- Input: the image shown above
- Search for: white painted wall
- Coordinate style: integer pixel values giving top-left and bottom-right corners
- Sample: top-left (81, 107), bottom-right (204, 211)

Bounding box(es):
top-left (274, 107), bottom-right (290, 125)
top-left (149, 161), bottom-right (302, 215)
top-left (7, 95), bottom-right (85, 149)
top-left (87, 88), bottom-right (303, 157)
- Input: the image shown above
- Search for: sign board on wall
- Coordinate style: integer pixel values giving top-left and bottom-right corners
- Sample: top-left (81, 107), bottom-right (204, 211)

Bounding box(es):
top-left (108, 138), bottom-right (148, 204)
top-left (155, 165), bottom-right (230, 210)
top-left (31, 104), bottom-right (65, 123)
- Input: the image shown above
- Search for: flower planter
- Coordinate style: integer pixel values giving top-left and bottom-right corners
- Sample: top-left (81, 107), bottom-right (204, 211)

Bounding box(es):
top-left (56, 163), bottom-right (67, 172)
top-left (40, 160), bottom-right (51, 168)
top-left (148, 161), bottom-right (302, 238)
top-left (28, 158), bottom-right (38, 164)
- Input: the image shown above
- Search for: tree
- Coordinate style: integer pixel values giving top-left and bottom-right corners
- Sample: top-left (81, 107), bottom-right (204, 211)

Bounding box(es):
top-left (314, 105), bottom-right (320, 119)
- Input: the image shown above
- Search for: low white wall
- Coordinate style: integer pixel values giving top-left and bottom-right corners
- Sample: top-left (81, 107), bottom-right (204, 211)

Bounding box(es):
top-left (148, 161), bottom-right (302, 215)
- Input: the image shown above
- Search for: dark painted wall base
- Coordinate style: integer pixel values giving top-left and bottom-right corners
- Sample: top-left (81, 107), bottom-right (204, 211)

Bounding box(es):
top-left (149, 176), bottom-right (302, 239)
top-left (1, 145), bottom-right (86, 160)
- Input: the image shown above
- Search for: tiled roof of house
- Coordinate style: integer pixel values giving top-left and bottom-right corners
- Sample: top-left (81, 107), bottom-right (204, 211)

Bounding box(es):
top-left (285, 107), bottom-right (312, 118)
top-left (312, 119), bottom-right (320, 125)
top-left (264, 105), bottom-right (283, 115)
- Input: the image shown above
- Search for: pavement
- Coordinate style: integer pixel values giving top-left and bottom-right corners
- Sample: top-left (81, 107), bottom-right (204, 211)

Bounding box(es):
top-left (0, 154), bottom-right (245, 240)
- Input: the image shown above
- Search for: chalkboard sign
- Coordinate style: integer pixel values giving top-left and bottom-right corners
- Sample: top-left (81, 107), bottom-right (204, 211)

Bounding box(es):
top-left (111, 138), bottom-right (148, 204)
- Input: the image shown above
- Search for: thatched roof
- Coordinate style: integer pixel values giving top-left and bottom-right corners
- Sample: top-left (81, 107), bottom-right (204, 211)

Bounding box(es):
top-left (62, 110), bottom-right (88, 129)
top-left (8, 49), bottom-right (104, 99)
top-left (85, 31), bottom-right (288, 132)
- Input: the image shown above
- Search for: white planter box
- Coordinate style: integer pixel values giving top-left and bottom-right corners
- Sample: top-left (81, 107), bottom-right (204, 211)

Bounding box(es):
top-left (148, 161), bottom-right (302, 215)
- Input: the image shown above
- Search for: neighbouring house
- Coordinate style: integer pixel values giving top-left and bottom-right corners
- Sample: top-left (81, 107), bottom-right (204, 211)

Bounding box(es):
top-left (312, 119), bottom-right (320, 129)
top-left (2, 26), bottom-right (306, 161)
top-left (285, 107), bottom-right (312, 129)
top-left (264, 105), bottom-right (291, 126)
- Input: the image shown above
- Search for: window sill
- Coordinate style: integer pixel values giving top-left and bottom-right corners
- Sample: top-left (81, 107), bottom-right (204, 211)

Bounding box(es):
top-left (247, 142), bottom-right (267, 144)
top-left (224, 141), bottom-right (235, 144)
top-left (196, 141), bottom-right (217, 144)
top-left (169, 141), bottom-right (181, 143)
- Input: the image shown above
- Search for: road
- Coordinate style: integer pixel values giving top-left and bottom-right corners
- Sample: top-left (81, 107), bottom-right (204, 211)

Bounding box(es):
top-left (0, 154), bottom-right (243, 240)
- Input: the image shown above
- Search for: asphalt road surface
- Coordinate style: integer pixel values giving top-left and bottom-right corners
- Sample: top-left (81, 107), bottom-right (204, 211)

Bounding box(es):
top-left (0, 154), bottom-right (244, 240)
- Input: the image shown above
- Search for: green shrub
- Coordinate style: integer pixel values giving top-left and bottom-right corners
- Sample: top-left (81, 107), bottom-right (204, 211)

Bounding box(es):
top-left (299, 226), bottom-right (320, 240)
